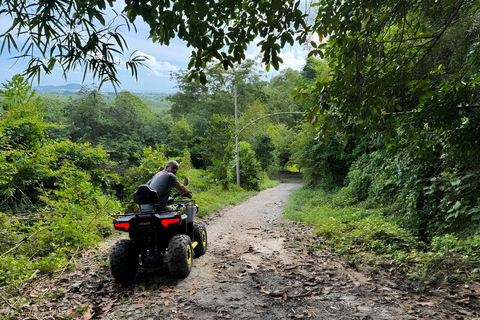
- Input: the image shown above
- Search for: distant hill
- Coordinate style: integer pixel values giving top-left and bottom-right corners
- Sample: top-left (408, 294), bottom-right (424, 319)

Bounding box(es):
top-left (34, 84), bottom-right (173, 110)
top-left (34, 83), bottom-right (83, 91)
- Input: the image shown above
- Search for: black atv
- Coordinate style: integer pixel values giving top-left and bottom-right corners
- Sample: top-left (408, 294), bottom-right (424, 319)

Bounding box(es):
top-left (109, 178), bottom-right (207, 282)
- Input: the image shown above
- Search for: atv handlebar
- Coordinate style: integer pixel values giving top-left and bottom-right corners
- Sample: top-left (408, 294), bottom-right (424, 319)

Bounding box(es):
top-left (173, 192), bottom-right (192, 199)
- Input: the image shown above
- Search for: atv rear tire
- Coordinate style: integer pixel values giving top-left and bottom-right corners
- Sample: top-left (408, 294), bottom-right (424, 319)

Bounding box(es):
top-left (167, 234), bottom-right (193, 278)
top-left (193, 222), bottom-right (207, 257)
top-left (109, 239), bottom-right (139, 282)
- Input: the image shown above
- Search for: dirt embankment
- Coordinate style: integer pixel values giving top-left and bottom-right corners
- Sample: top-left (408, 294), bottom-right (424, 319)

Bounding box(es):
top-left (2, 173), bottom-right (479, 319)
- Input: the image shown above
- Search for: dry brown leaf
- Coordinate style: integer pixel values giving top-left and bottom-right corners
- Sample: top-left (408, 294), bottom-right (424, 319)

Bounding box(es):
top-left (165, 300), bottom-right (170, 306)
top-left (283, 292), bottom-right (288, 301)
top-left (102, 301), bottom-right (115, 312)
top-left (270, 265), bottom-right (276, 270)
top-left (416, 301), bottom-right (435, 306)
top-left (83, 310), bottom-right (92, 320)
top-left (189, 290), bottom-right (196, 295)
top-left (456, 297), bottom-right (470, 304)
top-left (260, 286), bottom-right (270, 295)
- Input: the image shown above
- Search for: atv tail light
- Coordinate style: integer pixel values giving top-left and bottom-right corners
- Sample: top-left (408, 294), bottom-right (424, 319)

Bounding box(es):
top-left (114, 222), bottom-right (130, 231)
top-left (161, 217), bottom-right (181, 227)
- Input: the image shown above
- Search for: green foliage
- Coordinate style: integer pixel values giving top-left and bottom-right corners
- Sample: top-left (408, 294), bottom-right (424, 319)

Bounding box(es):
top-left (0, 75), bottom-right (54, 151)
top-left (41, 88), bottom-right (171, 168)
top-left (230, 141), bottom-right (262, 191)
top-left (64, 86), bottom-right (106, 144)
top-left (120, 145), bottom-right (168, 211)
top-left (0, 77), bottom-right (120, 289)
top-left (335, 151), bottom-right (385, 206)
top-left (179, 150), bottom-right (194, 172)
top-left (101, 90), bottom-right (171, 167)
top-left (290, 0), bottom-right (480, 241)
top-left (202, 114), bottom-right (235, 189)
top-left (284, 187), bottom-right (480, 282)
top-left (291, 124), bottom-right (357, 190)
top-left (251, 133), bottom-right (276, 173)
top-left (168, 118), bottom-right (194, 154)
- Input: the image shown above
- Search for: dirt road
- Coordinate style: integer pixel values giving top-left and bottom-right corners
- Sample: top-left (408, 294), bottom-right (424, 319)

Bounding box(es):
top-left (5, 175), bottom-right (479, 319)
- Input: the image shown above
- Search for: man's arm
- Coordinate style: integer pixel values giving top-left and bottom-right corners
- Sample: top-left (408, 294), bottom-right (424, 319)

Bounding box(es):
top-left (175, 183), bottom-right (191, 195)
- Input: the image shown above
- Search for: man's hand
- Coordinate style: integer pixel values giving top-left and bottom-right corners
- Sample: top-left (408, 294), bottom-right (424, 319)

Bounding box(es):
top-left (183, 192), bottom-right (193, 199)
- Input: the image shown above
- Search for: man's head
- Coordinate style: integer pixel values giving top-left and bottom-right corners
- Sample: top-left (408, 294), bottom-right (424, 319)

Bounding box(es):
top-left (165, 160), bottom-right (179, 174)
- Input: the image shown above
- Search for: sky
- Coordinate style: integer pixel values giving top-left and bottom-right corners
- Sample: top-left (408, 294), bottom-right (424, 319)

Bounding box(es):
top-left (0, 7), bottom-right (309, 93)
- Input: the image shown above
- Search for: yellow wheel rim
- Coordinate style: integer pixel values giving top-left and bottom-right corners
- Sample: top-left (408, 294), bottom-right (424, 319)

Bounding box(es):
top-left (186, 245), bottom-right (192, 264)
top-left (201, 231), bottom-right (207, 247)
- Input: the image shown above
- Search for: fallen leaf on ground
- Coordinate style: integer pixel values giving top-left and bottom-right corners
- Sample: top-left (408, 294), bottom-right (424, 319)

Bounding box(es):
top-left (83, 311), bottom-right (92, 320)
top-left (260, 286), bottom-right (270, 295)
top-left (416, 301), bottom-right (435, 306)
top-left (321, 287), bottom-right (331, 294)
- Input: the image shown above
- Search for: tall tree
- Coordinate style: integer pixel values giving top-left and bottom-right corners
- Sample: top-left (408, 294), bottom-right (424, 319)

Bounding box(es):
top-left (102, 91), bottom-right (170, 166)
top-left (202, 114), bottom-right (235, 189)
top-left (64, 85), bottom-right (106, 144)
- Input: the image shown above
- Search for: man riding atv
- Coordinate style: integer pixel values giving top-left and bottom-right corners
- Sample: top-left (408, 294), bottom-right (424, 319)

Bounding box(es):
top-left (110, 159), bottom-right (207, 281)
top-left (147, 160), bottom-right (192, 210)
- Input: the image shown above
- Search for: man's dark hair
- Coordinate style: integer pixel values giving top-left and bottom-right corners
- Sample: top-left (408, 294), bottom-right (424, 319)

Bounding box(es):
top-left (166, 160), bottom-right (179, 169)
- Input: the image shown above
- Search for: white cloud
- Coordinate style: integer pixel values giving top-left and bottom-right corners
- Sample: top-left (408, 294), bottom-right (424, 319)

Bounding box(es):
top-left (246, 38), bottom-right (307, 71)
top-left (279, 46), bottom-right (307, 70)
top-left (115, 51), bottom-right (178, 78)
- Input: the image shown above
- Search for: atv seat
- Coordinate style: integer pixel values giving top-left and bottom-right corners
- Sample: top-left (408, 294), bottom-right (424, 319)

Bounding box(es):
top-left (134, 184), bottom-right (159, 205)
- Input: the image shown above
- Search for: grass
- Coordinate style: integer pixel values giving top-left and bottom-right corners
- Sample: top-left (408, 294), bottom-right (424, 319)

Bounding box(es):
top-left (283, 186), bottom-right (480, 283)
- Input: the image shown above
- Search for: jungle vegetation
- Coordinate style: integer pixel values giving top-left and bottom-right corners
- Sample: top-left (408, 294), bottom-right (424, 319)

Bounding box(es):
top-left (0, 0), bottom-right (479, 292)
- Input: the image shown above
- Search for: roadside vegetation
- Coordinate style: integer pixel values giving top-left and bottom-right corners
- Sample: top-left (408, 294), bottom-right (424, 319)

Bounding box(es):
top-left (1, 0), bottom-right (479, 303)
top-left (0, 65), bottom-right (296, 293)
